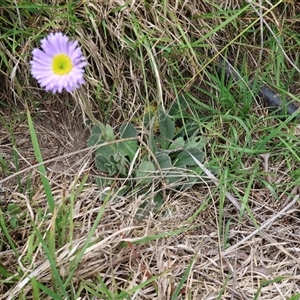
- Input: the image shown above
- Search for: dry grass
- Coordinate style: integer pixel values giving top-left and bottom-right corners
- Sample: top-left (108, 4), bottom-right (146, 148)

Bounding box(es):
top-left (1, 0), bottom-right (300, 299)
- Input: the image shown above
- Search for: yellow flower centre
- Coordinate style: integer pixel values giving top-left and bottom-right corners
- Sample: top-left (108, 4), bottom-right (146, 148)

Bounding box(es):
top-left (52, 54), bottom-right (73, 75)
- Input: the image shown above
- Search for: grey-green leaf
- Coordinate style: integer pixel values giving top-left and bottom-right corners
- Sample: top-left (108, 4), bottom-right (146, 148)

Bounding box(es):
top-left (87, 125), bottom-right (104, 147)
top-left (185, 135), bottom-right (206, 150)
top-left (95, 154), bottom-right (111, 173)
top-left (175, 147), bottom-right (205, 167)
top-left (158, 107), bottom-right (175, 149)
top-left (168, 137), bottom-right (185, 151)
top-left (111, 152), bottom-right (129, 176)
top-left (95, 142), bottom-right (115, 158)
top-left (119, 123), bottom-right (137, 138)
top-left (136, 161), bottom-right (156, 185)
top-left (105, 124), bottom-right (115, 142)
top-left (7, 203), bottom-right (22, 215)
top-left (156, 152), bottom-right (182, 184)
top-left (118, 123), bottom-right (138, 160)
top-left (156, 152), bottom-right (172, 169)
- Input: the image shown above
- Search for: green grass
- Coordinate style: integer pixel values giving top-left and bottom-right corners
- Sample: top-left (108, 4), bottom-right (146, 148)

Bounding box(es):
top-left (1, 0), bottom-right (300, 299)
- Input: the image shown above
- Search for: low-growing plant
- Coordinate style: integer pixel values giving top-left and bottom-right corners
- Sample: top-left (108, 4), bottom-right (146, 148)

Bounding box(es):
top-left (88, 99), bottom-right (217, 215)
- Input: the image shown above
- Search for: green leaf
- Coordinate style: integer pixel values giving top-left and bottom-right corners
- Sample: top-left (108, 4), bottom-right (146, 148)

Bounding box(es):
top-left (168, 95), bottom-right (189, 118)
top-left (118, 123), bottom-right (138, 160)
top-left (119, 123), bottom-right (137, 138)
top-left (288, 293), bottom-right (300, 300)
top-left (253, 276), bottom-right (287, 300)
top-left (168, 137), bottom-right (185, 150)
top-left (155, 152), bottom-right (172, 169)
top-left (171, 253), bottom-right (196, 300)
top-left (95, 151), bottom-right (129, 176)
top-left (143, 110), bottom-right (155, 131)
top-left (185, 135), bottom-right (206, 150)
top-left (111, 152), bottom-right (129, 176)
top-left (148, 125), bottom-right (157, 154)
top-left (7, 203), bottom-right (22, 215)
top-left (175, 148), bottom-right (205, 167)
top-left (88, 125), bottom-right (104, 147)
top-left (143, 113), bottom-right (157, 153)
top-left (158, 107), bottom-right (175, 149)
top-left (95, 142), bottom-right (115, 158)
top-left (136, 161), bottom-right (156, 185)
top-left (0, 263), bottom-right (15, 279)
top-left (105, 124), bottom-right (115, 142)
top-left (27, 109), bottom-right (54, 213)
top-left (156, 152), bottom-right (182, 184)
top-left (10, 216), bottom-right (18, 229)
top-left (153, 192), bottom-right (164, 211)
top-left (95, 154), bottom-right (113, 174)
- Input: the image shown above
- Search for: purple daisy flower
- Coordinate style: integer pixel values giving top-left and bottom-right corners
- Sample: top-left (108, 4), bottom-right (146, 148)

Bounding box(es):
top-left (30, 32), bottom-right (87, 93)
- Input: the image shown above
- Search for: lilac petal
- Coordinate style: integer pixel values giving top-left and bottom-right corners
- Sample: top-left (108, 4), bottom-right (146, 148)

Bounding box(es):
top-left (30, 32), bottom-right (86, 93)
